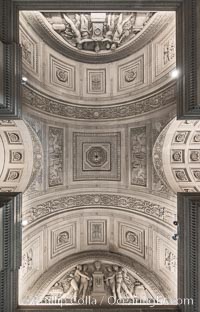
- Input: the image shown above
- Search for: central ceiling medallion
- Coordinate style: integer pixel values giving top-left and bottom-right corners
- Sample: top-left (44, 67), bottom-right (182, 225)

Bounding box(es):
top-left (86, 146), bottom-right (108, 167)
top-left (42, 12), bottom-right (155, 53)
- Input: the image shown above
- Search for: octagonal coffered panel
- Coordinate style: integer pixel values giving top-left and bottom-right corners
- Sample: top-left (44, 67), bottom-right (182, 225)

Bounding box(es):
top-left (85, 145), bottom-right (110, 169)
top-left (73, 132), bottom-right (121, 181)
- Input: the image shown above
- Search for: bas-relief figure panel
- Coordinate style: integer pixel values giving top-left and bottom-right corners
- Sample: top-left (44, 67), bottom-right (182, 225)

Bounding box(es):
top-left (48, 126), bottom-right (64, 187)
top-left (130, 126), bottom-right (147, 187)
top-left (20, 231), bottom-right (43, 282)
top-left (153, 231), bottom-right (177, 288)
top-left (41, 260), bottom-right (155, 305)
top-left (152, 28), bottom-right (176, 82)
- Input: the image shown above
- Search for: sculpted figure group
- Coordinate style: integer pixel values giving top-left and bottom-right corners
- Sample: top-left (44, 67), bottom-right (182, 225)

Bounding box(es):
top-left (45, 262), bottom-right (149, 303)
top-left (43, 12), bottom-right (154, 53)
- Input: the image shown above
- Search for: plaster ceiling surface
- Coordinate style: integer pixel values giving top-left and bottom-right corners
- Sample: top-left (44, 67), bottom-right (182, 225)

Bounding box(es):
top-left (17, 10), bottom-right (180, 306)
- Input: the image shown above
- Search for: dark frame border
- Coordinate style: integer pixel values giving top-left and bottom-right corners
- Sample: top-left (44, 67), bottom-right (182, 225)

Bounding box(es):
top-left (178, 193), bottom-right (200, 312)
top-left (0, 0), bottom-right (200, 311)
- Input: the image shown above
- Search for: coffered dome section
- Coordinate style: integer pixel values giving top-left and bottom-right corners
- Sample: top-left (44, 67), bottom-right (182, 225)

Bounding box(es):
top-left (0, 120), bottom-right (34, 192)
top-left (20, 11), bottom-right (176, 115)
top-left (153, 119), bottom-right (200, 193)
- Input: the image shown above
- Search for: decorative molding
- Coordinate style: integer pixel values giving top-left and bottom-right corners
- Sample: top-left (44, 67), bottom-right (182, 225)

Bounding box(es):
top-left (22, 11), bottom-right (174, 64)
top-left (25, 193), bottom-right (175, 226)
top-left (0, 42), bottom-right (21, 118)
top-left (178, 193), bottom-right (200, 312)
top-left (0, 194), bottom-right (22, 312)
top-left (73, 132), bottom-right (121, 181)
top-left (87, 69), bottom-right (106, 94)
top-left (118, 55), bottom-right (144, 91)
top-left (152, 29), bottom-right (176, 81)
top-left (19, 27), bottom-right (38, 74)
top-left (50, 55), bottom-right (75, 91)
top-left (5, 131), bottom-right (23, 144)
top-left (50, 222), bottom-right (76, 258)
top-left (118, 222), bottom-right (145, 258)
top-left (87, 219), bottom-right (107, 245)
top-left (22, 83), bottom-right (176, 120)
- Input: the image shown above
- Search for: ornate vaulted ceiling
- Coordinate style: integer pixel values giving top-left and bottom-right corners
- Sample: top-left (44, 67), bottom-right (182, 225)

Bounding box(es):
top-left (1, 10), bottom-right (184, 305)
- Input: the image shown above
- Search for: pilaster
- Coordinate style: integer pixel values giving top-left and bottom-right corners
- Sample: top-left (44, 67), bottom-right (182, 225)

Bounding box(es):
top-left (177, 0), bottom-right (200, 118)
top-left (0, 193), bottom-right (22, 312)
top-left (178, 193), bottom-right (200, 312)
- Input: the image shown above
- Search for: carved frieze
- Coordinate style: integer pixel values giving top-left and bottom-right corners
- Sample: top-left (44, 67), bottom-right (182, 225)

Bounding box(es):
top-left (22, 84), bottom-right (176, 120)
top-left (26, 193), bottom-right (174, 226)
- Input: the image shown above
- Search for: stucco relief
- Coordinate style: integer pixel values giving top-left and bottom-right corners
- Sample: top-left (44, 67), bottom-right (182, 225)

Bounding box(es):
top-left (130, 126), bottom-right (147, 187)
top-left (51, 223), bottom-right (76, 258)
top-left (118, 222), bottom-right (145, 258)
top-left (22, 84), bottom-right (176, 120)
top-left (19, 25), bottom-right (39, 75)
top-left (87, 220), bottom-right (107, 245)
top-left (164, 249), bottom-right (176, 273)
top-left (48, 126), bottom-right (64, 187)
top-left (50, 56), bottom-right (76, 91)
top-left (25, 193), bottom-right (175, 226)
top-left (42, 12), bottom-right (154, 53)
top-left (41, 260), bottom-right (155, 304)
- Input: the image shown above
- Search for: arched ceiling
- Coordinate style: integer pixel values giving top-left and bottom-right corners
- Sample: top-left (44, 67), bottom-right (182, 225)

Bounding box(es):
top-left (20, 10), bottom-right (176, 109)
top-left (17, 9), bottom-right (179, 306)
top-left (21, 11), bottom-right (174, 63)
